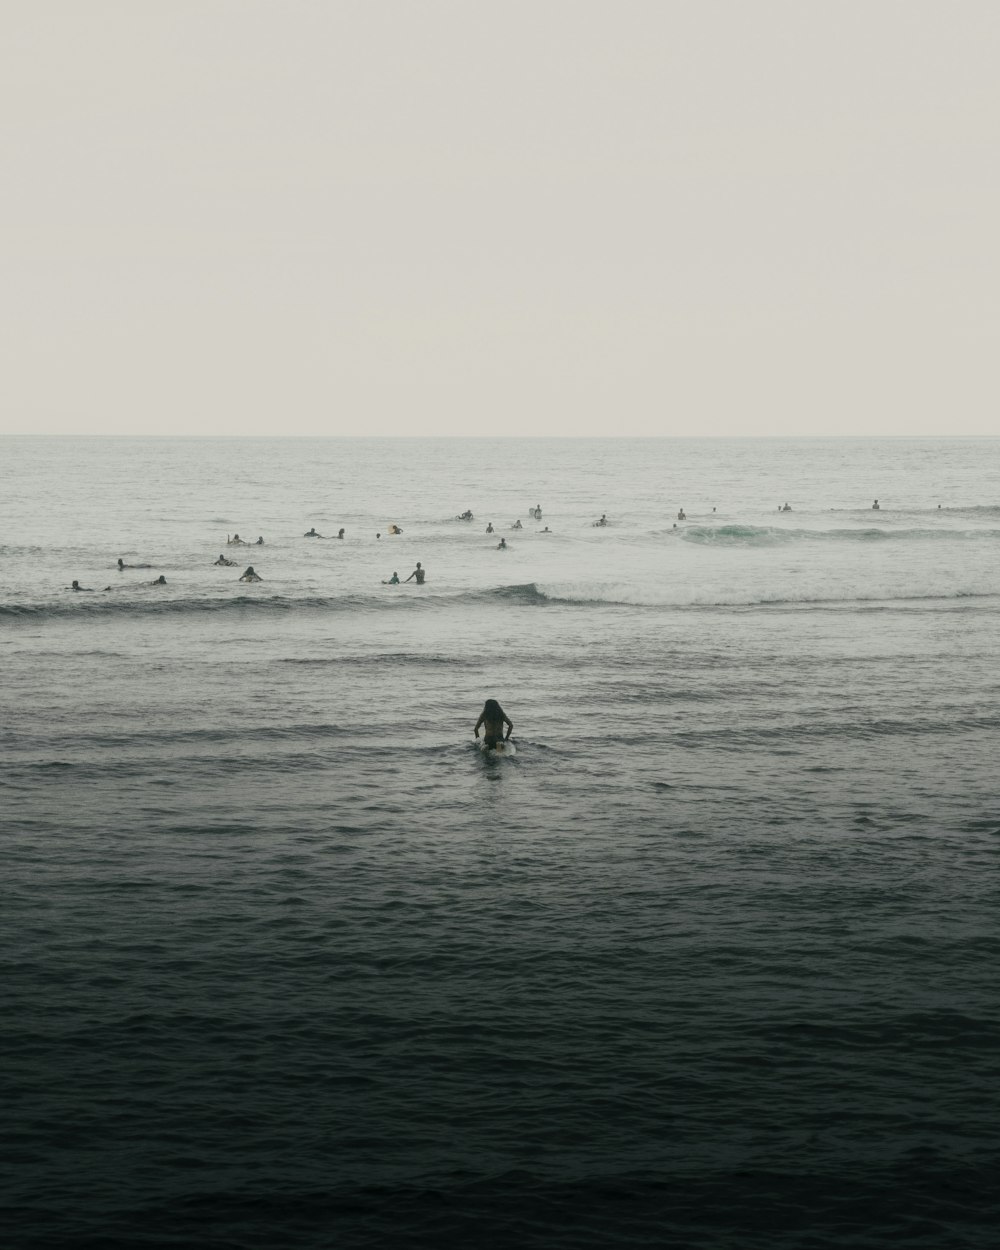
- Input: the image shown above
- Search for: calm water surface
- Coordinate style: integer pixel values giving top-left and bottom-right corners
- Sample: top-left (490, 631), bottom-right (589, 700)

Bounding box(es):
top-left (3, 437), bottom-right (999, 1248)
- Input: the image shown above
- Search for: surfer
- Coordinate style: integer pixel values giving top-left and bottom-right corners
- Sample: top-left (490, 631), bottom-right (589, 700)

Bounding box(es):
top-left (677, 508), bottom-right (686, 520)
top-left (239, 566), bottom-right (262, 582)
top-left (304, 527), bottom-right (323, 537)
top-left (382, 572), bottom-right (400, 584)
top-left (404, 562), bottom-right (425, 584)
top-left (337, 529), bottom-right (345, 539)
top-left (228, 534), bottom-right (247, 545)
top-left (255, 536), bottom-right (265, 545)
top-left (389, 525), bottom-right (403, 535)
top-left (68, 580), bottom-right (92, 591)
top-left (593, 514), bottom-right (607, 527)
top-left (485, 523), bottom-right (494, 534)
top-left (474, 698), bottom-right (513, 749)
top-left (497, 538), bottom-right (507, 550)
top-left (151, 576), bottom-right (167, 585)
top-left (872, 499), bottom-right (880, 510)
top-left (214, 555), bottom-right (235, 566)
top-left (511, 519), bottom-right (522, 530)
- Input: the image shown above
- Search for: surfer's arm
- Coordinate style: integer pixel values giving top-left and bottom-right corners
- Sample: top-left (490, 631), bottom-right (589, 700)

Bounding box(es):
top-left (503, 716), bottom-right (513, 740)
top-left (473, 713), bottom-right (485, 738)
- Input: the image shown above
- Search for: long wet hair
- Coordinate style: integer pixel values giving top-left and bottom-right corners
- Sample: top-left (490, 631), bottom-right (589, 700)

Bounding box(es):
top-left (482, 698), bottom-right (505, 722)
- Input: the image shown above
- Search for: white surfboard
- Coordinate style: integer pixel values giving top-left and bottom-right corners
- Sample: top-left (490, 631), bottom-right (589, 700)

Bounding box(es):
top-left (481, 740), bottom-right (516, 757)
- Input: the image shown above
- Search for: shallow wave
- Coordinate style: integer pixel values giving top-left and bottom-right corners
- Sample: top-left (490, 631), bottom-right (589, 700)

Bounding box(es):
top-left (6, 580), bottom-right (1000, 620)
top-left (679, 524), bottom-right (1000, 546)
top-left (0, 584), bottom-right (548, 622)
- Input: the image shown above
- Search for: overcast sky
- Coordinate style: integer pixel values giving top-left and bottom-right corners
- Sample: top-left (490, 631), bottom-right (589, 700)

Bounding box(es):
top-left (2, 1), bottom-right (998, 436)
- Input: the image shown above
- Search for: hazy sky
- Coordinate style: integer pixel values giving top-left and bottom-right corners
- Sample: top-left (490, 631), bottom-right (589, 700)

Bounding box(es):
top-left (2, 1), bottom-right (998, 436)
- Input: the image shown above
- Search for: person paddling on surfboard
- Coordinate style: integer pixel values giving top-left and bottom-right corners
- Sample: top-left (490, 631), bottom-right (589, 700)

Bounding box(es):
top-left (474, 698), bottom-right (513, 749)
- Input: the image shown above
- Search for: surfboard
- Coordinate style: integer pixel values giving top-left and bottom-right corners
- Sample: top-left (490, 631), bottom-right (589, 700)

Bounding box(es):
top-left (481, 740), bottom-right (516, 757)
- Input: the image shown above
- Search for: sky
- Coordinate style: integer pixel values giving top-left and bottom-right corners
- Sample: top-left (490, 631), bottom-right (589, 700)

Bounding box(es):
top-left (2, 1), bottom-right (998, 437)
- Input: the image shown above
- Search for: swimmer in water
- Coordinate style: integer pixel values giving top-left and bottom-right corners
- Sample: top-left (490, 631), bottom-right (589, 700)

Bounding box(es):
top-left (474, 698), bottom-right (513, 749)
top-left (68, 580), bottom-right (92, 592)
top-left (337, 529), bottom-right (345, 539)
top-left (151, 576), bottom-right (167, 585)
top-left (872, 499), bottom-right (880, 510)
top-left (214, 555), bottom-right (235, 566)
top-left (255, 536), bottom-right (264, 545)
top-left (228, 534), bottom-right (247, 545)
top-left (677, 508), bottom-right (686, 520)
top-left (497, 537), bottom-right (507, 549)
top-left (485, 523), bottom-right (494, 534)
top-left (389, 525), bottom-right (403, 535)
top-left (304, 527), bottom-right (323, 538)
top-left (541, 526), bottom-right (551, 533)
top-left (239, 566), bottom-right (262, 582)
top-left (382, 572), bottom-right (400, 584)
top-left (404, 562), bottom-right (425, 584)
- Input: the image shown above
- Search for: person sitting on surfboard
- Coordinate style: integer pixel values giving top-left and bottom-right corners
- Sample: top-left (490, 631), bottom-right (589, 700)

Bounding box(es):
top-left (382, 572), bottom-right (400, 584)
top-left (404, 562), bottom-right (425, 584)
top-left (304, 527), bottom-right (323, 538)
top-left (239, 566), bottom-right (262, 582)
top-left (388, 525), bottom-right (403, 535)
top-left (474, 698), bottom-right (513, 749)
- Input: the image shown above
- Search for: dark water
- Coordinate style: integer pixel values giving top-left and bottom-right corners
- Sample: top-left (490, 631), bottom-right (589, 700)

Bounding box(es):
top-left (3, 437), bottom-right (999, 1247)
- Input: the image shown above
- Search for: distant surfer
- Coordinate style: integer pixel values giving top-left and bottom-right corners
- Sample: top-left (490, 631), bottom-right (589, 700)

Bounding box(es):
top-left (458, 510), bottom-right (473, 521)
top-left (404, 562), bottom-right (425, 584)
top-left (304, 527), bottom-right (323, 538)
top-left (151, 576), bottom-right (167, 585)
top-left (255, 536), bottom-right (265, 545)
top-left (593, 514), bottom-right (607, 527)
top-left (337, 529), bottom-right (345, 539)
top-left (541, 526), bottom-right (551, 533)
top-left (474, 698), bottom-right (513, 749)
top-left (214, 555), bottom-right (235, 566)
top-left (872, 499), bottom-right (880, 510)
top-left (389, 525), bottom-right (403, 535)
top-left (239, 566), bottom-right (262, 582)
top-left (497, 538), bottom-right (508, 550)
top-left (486, 523), bottom-right (494, 534)
top-left (228, 534), bottom-right (247, 545)
top-left (677, 508), bottom-right (686, 520)
top-left (782, 503), bottom-right (792, 512)
top-left (382, 571), bottom-right (400, 584)
top-left (68, 580), bottom-right (92, 592)
top-left (511, 519), bottom-right (522, 529)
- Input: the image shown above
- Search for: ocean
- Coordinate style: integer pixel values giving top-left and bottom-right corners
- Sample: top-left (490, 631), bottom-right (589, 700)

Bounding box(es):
top-left (3, 436), bottom-right (999, 1249)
